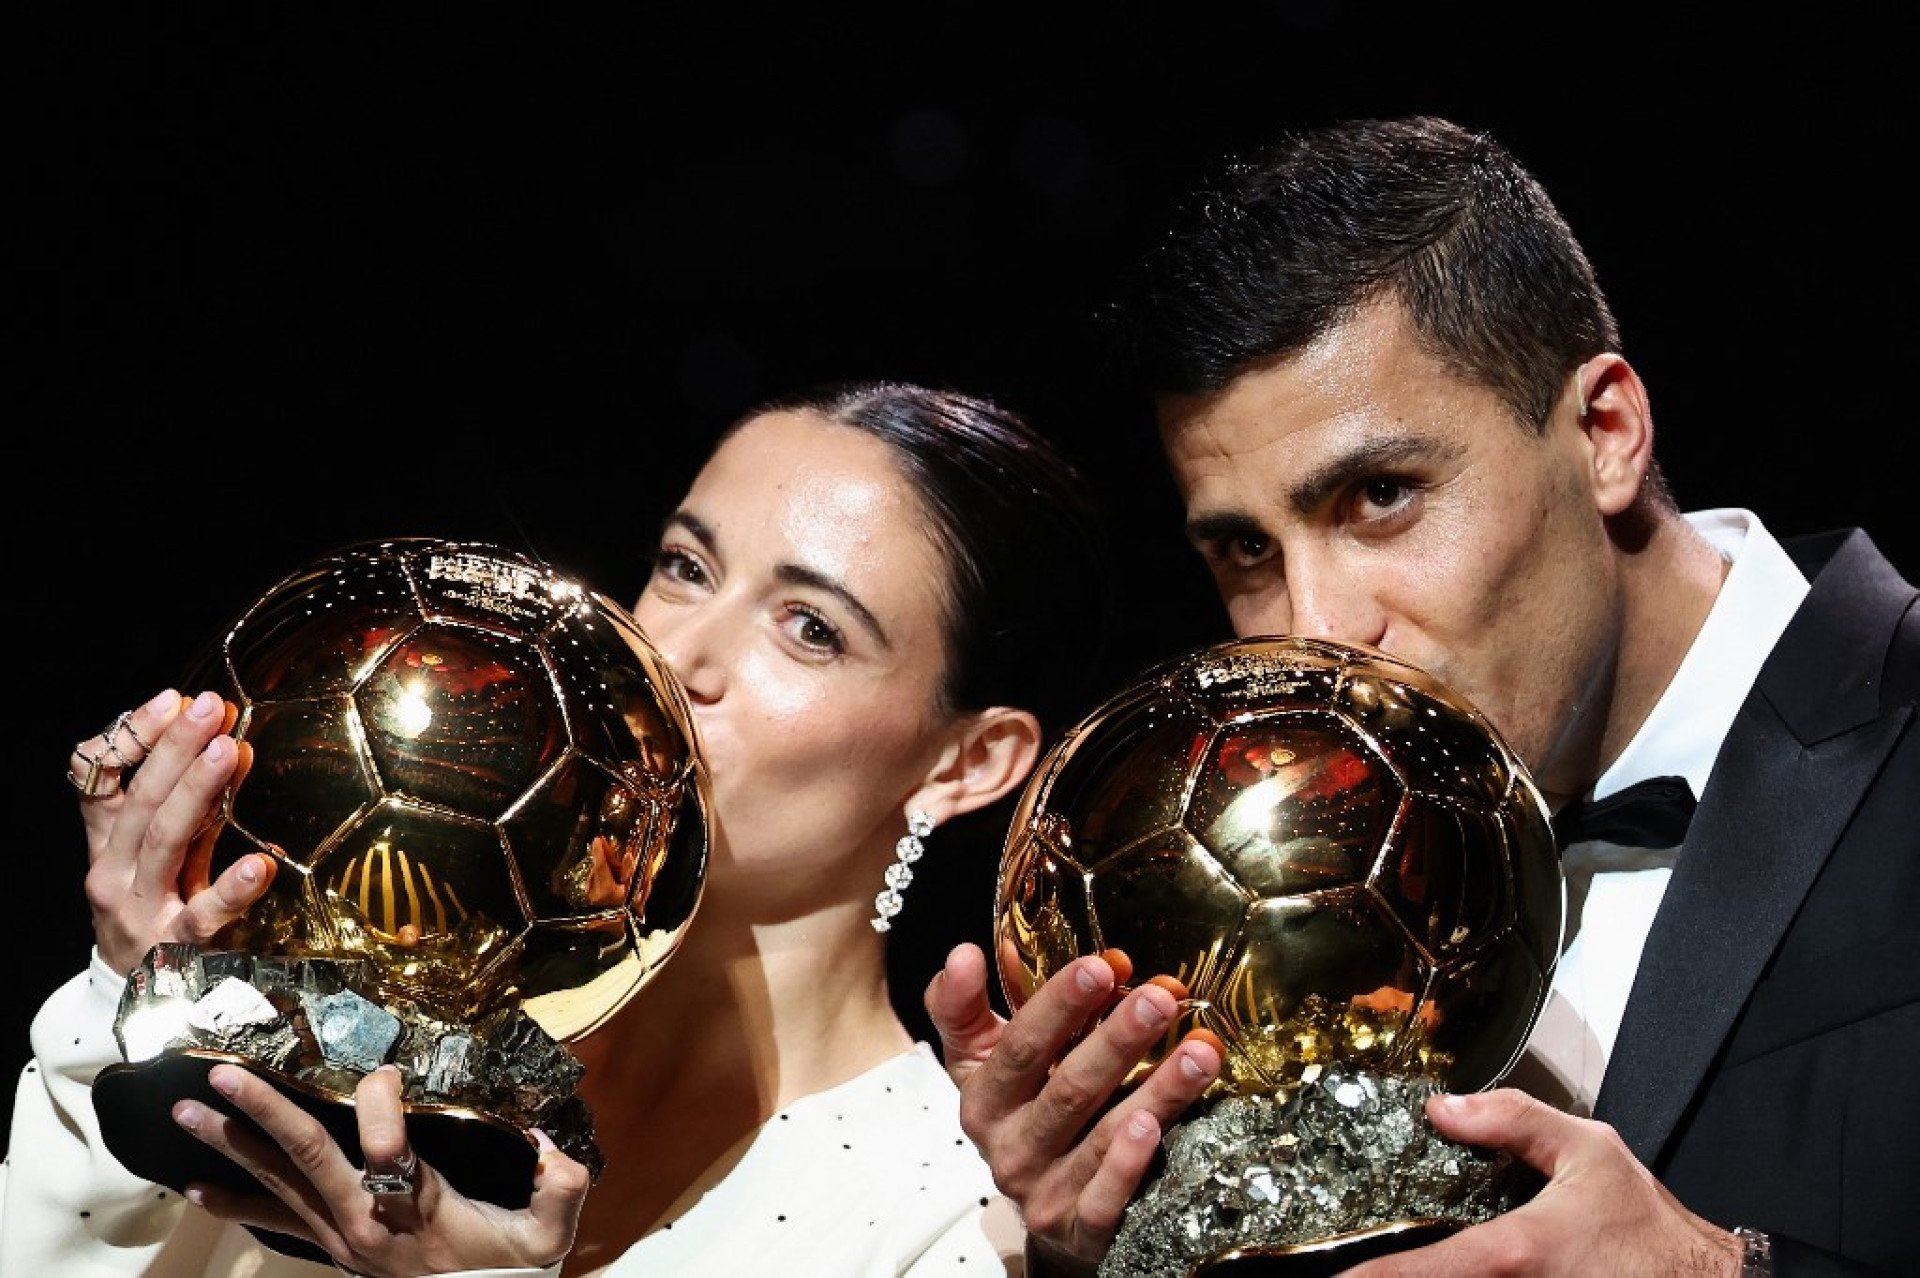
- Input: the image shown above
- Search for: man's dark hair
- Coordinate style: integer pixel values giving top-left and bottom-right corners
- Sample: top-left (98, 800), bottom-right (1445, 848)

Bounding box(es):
top-left (1105, 114), bottom-right (1621, 435)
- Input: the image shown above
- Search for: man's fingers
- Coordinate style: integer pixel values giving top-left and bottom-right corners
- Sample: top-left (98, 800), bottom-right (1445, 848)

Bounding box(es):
top-left (1070, 1107), bottom-right (1164, 1245)
top-left (1425, 1088), bottom-right (1587, 1175)
top-left (926, 943), bottom-right (1004, 1071)
top-left (1015, 979), bottom-right (1181, 1155)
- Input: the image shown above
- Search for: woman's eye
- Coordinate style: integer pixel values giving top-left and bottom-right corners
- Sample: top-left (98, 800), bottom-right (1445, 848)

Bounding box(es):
top-left (651, 547), bottom-right (706, 586)
top-left (784, 606), bottom-right (845, 654)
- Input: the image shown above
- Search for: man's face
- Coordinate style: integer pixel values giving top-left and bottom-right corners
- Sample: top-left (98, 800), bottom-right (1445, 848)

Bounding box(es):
top-left (1156, 298), bottom-right (1619, 805)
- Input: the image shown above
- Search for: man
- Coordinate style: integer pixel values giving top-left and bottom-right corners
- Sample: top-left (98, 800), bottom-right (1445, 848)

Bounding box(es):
top-left (927, 115), bottom-right (1919, 1275)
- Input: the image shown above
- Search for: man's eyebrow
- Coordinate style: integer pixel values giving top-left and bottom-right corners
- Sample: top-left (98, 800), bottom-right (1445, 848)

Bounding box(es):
top-left (1185, 509), bottom-right (1268, 548)
top-left (1184, 434), bottom-right (1462, 546)
top-left (776, 563), bottom-right (890, 647)
top-left (1285, 435), bottom-right (1458, 515)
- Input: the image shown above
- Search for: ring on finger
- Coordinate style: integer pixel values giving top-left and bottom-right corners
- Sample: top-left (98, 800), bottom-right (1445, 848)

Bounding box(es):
top-left (360, 1149), bottom-right (419, 1197)
top-left (101, 711), bottom-right (144, 768)
top-left (68, 743), bottom-right (119, 799)
top-left (114, 710), bottom-right (156, 755)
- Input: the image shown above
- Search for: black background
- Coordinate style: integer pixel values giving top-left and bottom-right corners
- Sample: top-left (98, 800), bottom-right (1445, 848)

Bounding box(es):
top-left (9, 3), bottom-right (1915, 1140)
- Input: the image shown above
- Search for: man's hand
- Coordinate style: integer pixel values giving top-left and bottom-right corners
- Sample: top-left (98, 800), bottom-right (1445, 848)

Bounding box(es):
top-left (925, 942), bottom-right (1222, 1276)
top-left (1344, 1089), bottom-right (1744, 1277)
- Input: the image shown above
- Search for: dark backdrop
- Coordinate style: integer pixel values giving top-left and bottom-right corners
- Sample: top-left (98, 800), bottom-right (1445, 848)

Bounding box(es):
top-left (9, 3), bottom-right (1915, 1141)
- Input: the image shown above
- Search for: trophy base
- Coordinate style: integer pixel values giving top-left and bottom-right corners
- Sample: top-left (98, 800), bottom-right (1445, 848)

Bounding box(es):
top-left (1099, 1067), bottom-right (1540, 1278)
top-left (96, 1051), bottom-right (538, 1264)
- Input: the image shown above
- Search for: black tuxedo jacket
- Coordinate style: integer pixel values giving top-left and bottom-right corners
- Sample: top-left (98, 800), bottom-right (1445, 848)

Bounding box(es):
top-left (1593, 529), bottom-right (1920, 1275)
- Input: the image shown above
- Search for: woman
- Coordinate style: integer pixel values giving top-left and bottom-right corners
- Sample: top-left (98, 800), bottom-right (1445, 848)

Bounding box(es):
top-left (3, 381), bottom-right (1111, 1276)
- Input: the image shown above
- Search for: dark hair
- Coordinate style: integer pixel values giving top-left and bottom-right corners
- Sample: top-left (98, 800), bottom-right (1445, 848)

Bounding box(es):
top-left (1106, 115), bottom-right (1623, 438)
top-left (728, 379), bottom-right (1112, 738)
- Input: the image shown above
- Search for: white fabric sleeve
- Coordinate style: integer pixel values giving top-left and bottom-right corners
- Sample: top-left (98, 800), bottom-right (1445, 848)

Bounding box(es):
top-left (0, 950), bottom-right (561, 1278)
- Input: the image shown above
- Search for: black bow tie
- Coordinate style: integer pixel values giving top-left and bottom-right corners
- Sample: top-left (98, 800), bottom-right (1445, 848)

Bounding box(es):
top-left (1553, 775), bottom-right (1698, 851)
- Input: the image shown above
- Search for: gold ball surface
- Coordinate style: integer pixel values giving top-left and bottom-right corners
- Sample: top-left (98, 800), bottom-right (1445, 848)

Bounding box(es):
top-left (994, 635), bottom-right (1562, 1095)
top-left (190, 537), bottom-right (710, 1042)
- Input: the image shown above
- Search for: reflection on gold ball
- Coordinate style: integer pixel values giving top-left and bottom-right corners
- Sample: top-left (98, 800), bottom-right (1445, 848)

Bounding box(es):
top-left (190, 537), bottom-right (710, 1042)
top-left (995, 635), bottom-right (1562, 1096)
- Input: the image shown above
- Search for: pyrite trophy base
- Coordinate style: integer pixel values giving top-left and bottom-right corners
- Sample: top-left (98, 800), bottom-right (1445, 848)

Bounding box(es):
top-left (1099, 1067), bottom-right (1541, 1278)
top-left (94, 943), bottom-right (599, 1264)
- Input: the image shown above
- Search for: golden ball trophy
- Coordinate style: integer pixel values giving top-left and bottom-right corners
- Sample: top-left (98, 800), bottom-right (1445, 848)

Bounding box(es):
top-left (994, 636), bottom-right (1564, 1276)
top-left (92, 537), bottom-right (710, 1260)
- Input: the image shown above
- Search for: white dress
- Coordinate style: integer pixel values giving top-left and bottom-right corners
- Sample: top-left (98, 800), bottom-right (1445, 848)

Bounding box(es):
top-left (1, 952), bottom-right (1024, 1277)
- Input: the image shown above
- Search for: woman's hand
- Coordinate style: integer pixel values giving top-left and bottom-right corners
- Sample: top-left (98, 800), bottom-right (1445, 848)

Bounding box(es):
top-left (73, 688), bottom-right (273, 973)
top-left (173, 1063), bottom-right (591, 1277)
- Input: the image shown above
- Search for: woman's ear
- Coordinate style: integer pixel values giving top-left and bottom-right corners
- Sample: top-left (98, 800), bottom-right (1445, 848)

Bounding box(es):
top-left (908, 707), bottom-right (1043, 824)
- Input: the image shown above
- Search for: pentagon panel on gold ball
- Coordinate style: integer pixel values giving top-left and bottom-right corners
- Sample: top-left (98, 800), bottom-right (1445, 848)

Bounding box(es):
top-left (92, 537), bottom-right (710, 1256)
top-left (994, 635), bottom-right (1564, 1277)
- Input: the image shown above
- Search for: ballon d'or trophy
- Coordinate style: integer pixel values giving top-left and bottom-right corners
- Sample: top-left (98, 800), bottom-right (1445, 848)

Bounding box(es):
top-left (93, 537), bottom-right (710, 1261)
top-left (994, 636), bottom-right (1565, 1276)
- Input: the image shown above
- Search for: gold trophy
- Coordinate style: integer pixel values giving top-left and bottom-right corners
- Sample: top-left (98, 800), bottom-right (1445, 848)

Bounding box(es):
top-left (93, 538), bottom-right (709, 1258)
top-left (994, 636), bottom-right (1564, 1276)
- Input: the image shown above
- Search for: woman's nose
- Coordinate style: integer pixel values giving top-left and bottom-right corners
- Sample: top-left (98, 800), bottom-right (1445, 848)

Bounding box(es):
top-left (640, 609), bottom-right (723, 704)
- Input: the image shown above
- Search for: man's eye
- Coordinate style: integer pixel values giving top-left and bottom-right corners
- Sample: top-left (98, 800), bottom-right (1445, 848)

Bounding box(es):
top-left (1227, 534), bottom-right (1272, 568)
top-left (1356, 478), bottom-right (1412, 517)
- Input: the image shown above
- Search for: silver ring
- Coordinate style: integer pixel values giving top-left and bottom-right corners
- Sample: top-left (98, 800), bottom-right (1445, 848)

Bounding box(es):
top-left (360, 1149), bottom-right (419, 1197)
top-left (116, 711), bottom-right (155, 755)
top-left (100, 712), bottom-right (142, 768)
top-left (68, 743), bottom-right (118, 799)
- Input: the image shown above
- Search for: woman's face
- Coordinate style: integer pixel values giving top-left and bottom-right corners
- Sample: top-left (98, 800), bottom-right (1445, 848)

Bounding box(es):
top-left (631, 410), bottom-right (960, 916)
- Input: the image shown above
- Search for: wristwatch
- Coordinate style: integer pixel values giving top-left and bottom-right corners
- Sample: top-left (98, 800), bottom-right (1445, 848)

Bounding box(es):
top-left (1733, 1226), bottom-right (1773, 1277)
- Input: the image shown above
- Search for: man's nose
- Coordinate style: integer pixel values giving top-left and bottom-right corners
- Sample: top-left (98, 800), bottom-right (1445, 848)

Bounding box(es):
top-left (1286, 564), bottom-right (1382, 650)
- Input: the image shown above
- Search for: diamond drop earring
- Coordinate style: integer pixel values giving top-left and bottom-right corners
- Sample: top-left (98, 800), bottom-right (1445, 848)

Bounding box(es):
top-left (871, 810), bottom-right (935, 933)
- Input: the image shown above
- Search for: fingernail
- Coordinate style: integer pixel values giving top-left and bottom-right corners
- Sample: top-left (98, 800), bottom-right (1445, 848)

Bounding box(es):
top-left (1132, 990), bottom-right (1171, 1030)
top-left (187, 692), bottom-right (221, 721)
top-left (1074, 960), bottom-right (1105, 994)
top-left (1127, 1112), bottom-right (1155, 1139)
top-left (184, 1186), bottom-right (206, 1206)
top-left (1179, 1049), bottom-right (1211, 1080)
top-left (209, 1066), bottom-right (239, 1097)
top-left (235, 855), bottom-right (261, 884)
top-left (174, 1102), bottom-right (202, 1131)
top-left (144, 689), bottom-right (179, 715)
top-left (1434, 1092), bottom-right (1466, 1112)
top-left (204, 735), bottom-right (233, 765)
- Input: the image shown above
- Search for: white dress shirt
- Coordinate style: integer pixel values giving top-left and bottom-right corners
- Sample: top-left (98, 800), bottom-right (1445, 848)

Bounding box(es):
top-left (1510, 509), bottom-right (1810, 1116)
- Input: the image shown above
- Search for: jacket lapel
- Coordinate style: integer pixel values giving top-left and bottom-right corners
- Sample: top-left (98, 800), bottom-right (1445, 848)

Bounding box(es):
top-left (1594, 530), bottom-right (1918, 1164)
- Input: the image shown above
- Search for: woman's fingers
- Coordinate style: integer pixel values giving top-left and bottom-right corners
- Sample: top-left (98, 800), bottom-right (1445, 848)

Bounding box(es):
top-left (173, 1067), bottom-right (349, 1254)
top-left (73, 689), bottom-right (185, 843)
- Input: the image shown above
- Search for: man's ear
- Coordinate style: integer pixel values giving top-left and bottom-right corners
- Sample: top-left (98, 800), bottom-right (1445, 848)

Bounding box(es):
top-left (1571, 353), bottom-right (1656, 516)
top-left (908, 707), bottom-right (1043, 825)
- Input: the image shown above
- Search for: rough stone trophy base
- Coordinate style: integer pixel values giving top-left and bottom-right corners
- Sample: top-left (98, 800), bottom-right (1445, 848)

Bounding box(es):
top-left (94, 943), bottom-right (596, 1264)
top-left (1099, 1067), bottom-right (1540, 1278)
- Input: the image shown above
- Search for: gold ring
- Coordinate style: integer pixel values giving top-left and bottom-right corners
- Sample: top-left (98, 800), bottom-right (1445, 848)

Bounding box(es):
top-left (68, 744), bottom-right (118, 799)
